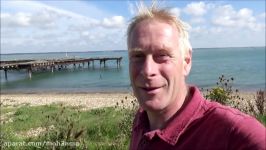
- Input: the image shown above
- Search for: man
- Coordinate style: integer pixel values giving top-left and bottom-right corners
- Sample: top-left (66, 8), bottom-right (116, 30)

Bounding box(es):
top-left (127, 4), bottom-right (265, 150)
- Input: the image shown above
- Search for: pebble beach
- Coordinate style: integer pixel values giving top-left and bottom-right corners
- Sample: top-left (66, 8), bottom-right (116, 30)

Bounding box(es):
top-left (1, 92), bottom-right (136, 110)
top-left (0, 91), bottom-right (258, 110)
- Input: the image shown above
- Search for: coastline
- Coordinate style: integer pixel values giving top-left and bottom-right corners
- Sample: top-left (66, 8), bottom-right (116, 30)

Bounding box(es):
top-left (1, 92), bottom-right (136, 110)
top-left (0, 90), bottom-right (259, 110)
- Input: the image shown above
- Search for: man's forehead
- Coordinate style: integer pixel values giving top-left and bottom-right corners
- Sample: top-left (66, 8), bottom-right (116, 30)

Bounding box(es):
top-left (129, 19), bottom-right (180, 43)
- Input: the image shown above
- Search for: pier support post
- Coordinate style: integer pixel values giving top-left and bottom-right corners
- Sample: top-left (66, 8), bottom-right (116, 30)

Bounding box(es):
top-left (4, 69), bottom-right (7, 80)
top-left (51, 65), bottom-right (54, 73)
top-left (28, 67), bottom-right (32, 79)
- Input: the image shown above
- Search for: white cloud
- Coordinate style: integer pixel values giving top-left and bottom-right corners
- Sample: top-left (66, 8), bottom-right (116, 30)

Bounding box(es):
top-left (189, 17), bottom-right (205, 24)
top-left (1, 12), bottom-right (31, 27)
top-left (102, 16), bottom-right (125, 28)
top-left (170, 8), bottom-right (181, 17)
top-left (189, 3), bottom-right (265, 48)
top-left (184, 2), bottom-right (207, 16)
top-left (1, 0), bottom-right (127, 53)
top-left (211, 5), bottom-right (263, 31)
top-left (258, 12), bottom-right (266, 19)
top-left (1, 1), bottom-right (265, 53)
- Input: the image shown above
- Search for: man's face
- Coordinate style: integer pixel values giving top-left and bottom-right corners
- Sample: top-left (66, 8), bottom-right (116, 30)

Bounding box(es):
top-left (128, 19), bottom-right (191, 112)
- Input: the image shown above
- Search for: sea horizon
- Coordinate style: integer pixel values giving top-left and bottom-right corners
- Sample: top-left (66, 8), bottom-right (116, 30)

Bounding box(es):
top-left (1, 47), bottom-right (265, 93)
top-left (1, 46), bottom-right (265, 55)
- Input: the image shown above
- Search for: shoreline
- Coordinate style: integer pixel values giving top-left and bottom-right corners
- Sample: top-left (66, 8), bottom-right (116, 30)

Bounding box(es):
top-left (1, 86), bottom-right (263, 94)
top-left (0, 90), bottom-right (132, 95)
top-left (0, 92), bottom-right (136, 110)
top-left (1, 90), bottom-right (260, 110)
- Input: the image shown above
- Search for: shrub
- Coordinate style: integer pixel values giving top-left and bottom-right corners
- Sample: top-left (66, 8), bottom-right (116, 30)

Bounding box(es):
top-left (203, 75), bottom-right (238, 105)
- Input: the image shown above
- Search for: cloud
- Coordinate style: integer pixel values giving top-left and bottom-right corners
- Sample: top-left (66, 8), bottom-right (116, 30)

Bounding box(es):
top-left (1, 1), bottom-right (265, 53)
top-left (102, 16), bottom-right (125, 28)
top-left (1, 0), bottom-right (127, 53)
top-left (211, 5), bottom-right (264, 31)
top-left (258, 12), bottom-right (266, 19)
top-left (187, 2), bottom-right (265, 48)
top-left (189, 17), bottom-right (205, 24)
top-left (184, 2), bottom-right (207, 16)
top-left (170, 8), bottom-right (181, 17)
top-left (1, 12), bottom-right (31, 27)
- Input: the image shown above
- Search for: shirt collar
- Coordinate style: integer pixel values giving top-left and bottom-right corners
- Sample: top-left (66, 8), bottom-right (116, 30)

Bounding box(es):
top-left (133, 86), bottom-right (205, 145)
top-left (158, 86), bottom-right (205, 145)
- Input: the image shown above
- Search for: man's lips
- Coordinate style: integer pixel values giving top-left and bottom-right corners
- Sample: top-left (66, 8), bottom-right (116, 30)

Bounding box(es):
top-left (141, 87), bottom-right (161, 91)
top-left (138, 85), bottom-right (165, 93)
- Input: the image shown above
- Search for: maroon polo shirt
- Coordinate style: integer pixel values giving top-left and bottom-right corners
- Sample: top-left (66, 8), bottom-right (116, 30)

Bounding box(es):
top-left (129, 86), bottom-right (265, 150)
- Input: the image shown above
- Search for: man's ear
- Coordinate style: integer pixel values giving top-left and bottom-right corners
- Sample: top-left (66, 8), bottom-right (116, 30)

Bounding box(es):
top-left (183, 49), bottom-right (192, 76)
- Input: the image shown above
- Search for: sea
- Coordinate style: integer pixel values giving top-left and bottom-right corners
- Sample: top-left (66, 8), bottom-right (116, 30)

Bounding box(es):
top-left (0, 47), bottom-right (265, 93)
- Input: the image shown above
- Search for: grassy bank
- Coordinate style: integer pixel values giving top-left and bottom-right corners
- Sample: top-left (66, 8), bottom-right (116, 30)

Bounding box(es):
top-left (1, 102), bottom-right (265, 150)
top-left (0, 104), bottom-right (133, 149)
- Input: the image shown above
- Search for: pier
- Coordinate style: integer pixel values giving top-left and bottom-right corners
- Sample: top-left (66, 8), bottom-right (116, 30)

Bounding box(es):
top-left (0, 57), bottom-right (122, 79)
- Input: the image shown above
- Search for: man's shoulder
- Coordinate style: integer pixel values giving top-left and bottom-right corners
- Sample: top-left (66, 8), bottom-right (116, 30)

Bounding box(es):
top-left (196, 100), bottom-right (265, 149)
top-left (202, 100), bottom-right (265, 136)
top-left (202, 100), bottom-right (253, 124)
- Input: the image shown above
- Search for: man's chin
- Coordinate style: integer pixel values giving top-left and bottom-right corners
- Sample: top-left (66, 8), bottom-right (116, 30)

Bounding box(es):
top-left (138, 97), bottom-right (164, 111)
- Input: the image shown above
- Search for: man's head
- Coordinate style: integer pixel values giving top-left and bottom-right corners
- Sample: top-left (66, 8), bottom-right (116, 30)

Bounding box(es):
top-left (127, 4), bottom-right (192, 58)
top-left (127, 4), bottom-right (192, 112)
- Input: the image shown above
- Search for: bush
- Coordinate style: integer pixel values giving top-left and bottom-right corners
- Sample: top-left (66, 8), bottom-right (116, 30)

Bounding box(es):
top-left (203, 75), bottom-right (238, 105)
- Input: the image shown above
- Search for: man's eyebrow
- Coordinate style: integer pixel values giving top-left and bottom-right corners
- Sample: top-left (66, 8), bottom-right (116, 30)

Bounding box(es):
top-left (129, 48), bottom-right (144, 53)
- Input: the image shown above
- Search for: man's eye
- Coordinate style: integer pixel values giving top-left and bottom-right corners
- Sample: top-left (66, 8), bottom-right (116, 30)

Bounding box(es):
top-left (154, 54), bottom-right (170, 62)
top-left (158, 53), bottom-right (170, 58)
top-left (130, 53), bottom-right (145, 61)
top-left (159, 54), bottom-right (168, 57)
top-left (133, 54), bottom-right (143, 58)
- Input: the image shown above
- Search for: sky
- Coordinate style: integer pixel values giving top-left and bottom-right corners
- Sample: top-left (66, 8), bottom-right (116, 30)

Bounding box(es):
top-left (1, 0), bottom-right (265, 54)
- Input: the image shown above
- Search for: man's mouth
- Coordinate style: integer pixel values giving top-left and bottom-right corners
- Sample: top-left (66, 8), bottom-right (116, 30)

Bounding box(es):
top-left (142, 87), bottom-right (160, 91)
top-left (139, 86), bottom-right (163, 94)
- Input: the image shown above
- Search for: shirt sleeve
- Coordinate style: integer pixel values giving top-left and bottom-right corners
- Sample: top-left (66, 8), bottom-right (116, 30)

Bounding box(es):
top-left (228, 116), bottom-right (266, 150)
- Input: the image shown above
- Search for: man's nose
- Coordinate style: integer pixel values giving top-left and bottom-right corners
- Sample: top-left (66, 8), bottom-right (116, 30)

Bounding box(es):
top-left (140, 55), bottom-right (157, 78)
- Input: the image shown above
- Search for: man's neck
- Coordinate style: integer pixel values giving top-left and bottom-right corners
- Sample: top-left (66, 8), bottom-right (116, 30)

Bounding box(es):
top-left (147, 85), bottom-right (189, 131)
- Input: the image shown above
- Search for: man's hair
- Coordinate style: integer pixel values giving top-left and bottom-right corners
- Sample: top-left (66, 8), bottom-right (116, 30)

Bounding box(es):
top-left (127, 2), bottom-right (192, 57)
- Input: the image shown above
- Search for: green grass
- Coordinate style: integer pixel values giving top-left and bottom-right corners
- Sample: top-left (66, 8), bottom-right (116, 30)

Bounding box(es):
top-left (1, 107), bottom-right (16, 114)
top-left (3, 105), bottom-right (59, 131)
top-left (1, 100), bottom-right (264, 150)
top-left (1, 105), bottom-right (132, 150)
